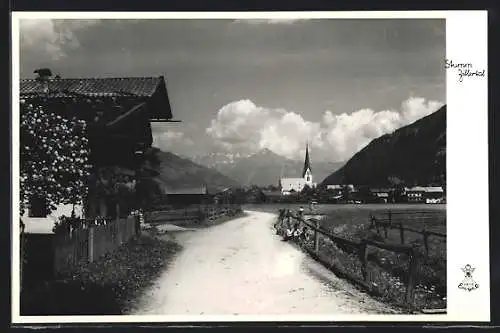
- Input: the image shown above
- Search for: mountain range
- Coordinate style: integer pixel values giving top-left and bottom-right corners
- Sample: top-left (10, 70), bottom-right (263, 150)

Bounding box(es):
top-left (194, 148), bottom-right (344, 187)
top-left (321, 105), bottom-right (446, 187)
top-left (144, 148), bottom-right (241, 193)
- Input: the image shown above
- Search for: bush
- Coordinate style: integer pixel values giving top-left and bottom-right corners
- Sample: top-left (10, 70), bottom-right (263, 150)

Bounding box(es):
top-left (21, 235), bottom-right (182, 315)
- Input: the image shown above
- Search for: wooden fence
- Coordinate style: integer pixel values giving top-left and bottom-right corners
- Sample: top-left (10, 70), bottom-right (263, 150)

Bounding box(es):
top-left (369, 210), bottom-right (446, 257)
top-left (276, 209), bottom-right (422, 309)
top-left (145, 204), bottom-right (242, 225)
top-left (53, 216), bottom-right (139, 275)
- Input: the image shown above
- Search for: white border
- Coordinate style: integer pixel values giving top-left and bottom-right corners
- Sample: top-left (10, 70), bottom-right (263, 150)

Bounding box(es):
top-left (11, 11), bottom-right (489, 324)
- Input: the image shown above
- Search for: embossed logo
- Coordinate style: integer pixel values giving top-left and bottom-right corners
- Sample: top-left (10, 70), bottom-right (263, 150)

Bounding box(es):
top-left (458, 264), bottom-right (479, 292)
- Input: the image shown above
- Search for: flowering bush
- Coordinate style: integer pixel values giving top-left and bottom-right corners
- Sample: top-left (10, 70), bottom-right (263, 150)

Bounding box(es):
top-left (52, 214), bottom-right (83, 236)
top-left (20, 102), bottom-right (92, 216)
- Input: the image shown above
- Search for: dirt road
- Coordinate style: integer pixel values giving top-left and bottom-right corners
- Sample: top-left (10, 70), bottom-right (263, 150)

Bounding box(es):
top-left (131, 211), bottom-right (396, 315)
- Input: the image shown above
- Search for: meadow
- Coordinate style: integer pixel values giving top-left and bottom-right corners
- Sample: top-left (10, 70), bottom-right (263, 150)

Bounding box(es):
top-left (245, 203), bottom-right (446, 311)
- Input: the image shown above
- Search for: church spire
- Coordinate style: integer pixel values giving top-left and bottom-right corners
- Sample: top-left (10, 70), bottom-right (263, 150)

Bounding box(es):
top-left (302, 142), bottom-right (311, 178)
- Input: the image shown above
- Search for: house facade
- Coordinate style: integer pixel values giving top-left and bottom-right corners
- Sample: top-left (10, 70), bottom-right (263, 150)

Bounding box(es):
top-left (20, 72), bottom-right (175, 221)
top-left (370, 188), bottom-right (394, 203)
top-left (406, 186), bottom-right (445, 203)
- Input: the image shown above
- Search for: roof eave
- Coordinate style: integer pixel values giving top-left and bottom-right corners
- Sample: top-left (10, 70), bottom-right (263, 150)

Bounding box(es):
top-left (149, 76), bottom-right (173, 121)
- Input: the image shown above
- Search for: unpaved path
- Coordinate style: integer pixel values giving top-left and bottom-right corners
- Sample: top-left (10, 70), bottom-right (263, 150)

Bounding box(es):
top-left (131, 211), bottom-right (396, 315)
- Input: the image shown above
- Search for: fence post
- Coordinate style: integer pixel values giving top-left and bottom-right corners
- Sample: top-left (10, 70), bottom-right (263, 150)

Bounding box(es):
top-left (135, 214), bottom-right (141, 237)
top-left (116, 204), bottom-right (122, 245)
top-left (359, 241), bottom-right (369, 283)
top-left (374, 217), bottom-right (380, 234)
top-left (388, 210), bottom-right (392, 227)
top-left (422, 229), bottom-right (429, 258)
top-left (399, 222), bottom-right (405, 244)
top-left (383, 222), bottom-right (388, 239)
top-left (405, 246), bottom-right (420, 309)
top-left (88, 226), bottom-right (94, 263)
top-left (314, 219), bottom-right (320, 254)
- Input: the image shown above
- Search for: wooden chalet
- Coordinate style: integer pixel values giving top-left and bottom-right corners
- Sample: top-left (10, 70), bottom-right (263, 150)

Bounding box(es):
top-left (20, 71), bottom-right (178, 219)
top-left (165, 187), bottom-right (212, 206)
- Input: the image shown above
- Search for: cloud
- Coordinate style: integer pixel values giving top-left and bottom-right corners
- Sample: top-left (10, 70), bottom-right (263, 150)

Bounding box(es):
top-left (205, 97), bottom-right (444, 162)
top-left (19, 19), bottom-right (100, 60)
top-left (152, 130), bottom-right (194, 154)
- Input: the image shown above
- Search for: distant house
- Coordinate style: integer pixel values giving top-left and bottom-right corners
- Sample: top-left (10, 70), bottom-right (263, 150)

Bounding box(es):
top-left (369, 188), bottom-right (394, 203)
top-left (423, 186), bottom-right (445, 203)
top-left (164, 187), bottom-right (211, 206)
top-left (407, 186), bottom-right (427, 203)
top-left (261, 189), bottom-right (283, 203)
top-left (20, 74), bottom-right (175, 219)
top-left (325, 184), bottom-right (356, 201)
top-left (213, 188), bottom-right (234, 205)
top-left (280, 178), bottom-right (307, 196)
top-left (327, 184), bottom-right (355, 191)
top-left (406, 186), bottom-right (445, 203)
top-left (326, 184), bottom-right (343, 193)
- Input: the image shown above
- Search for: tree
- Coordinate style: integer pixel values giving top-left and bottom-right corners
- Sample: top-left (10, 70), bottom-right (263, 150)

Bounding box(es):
top-left (20, 102), bottom-right (92, 216)
top-left (300, 184), bottom-right (314, 199)
top-left (341, 185), bottom-right (351, 201)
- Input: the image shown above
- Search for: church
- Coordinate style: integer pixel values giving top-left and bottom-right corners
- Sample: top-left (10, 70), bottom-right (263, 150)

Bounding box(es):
top-left (280, 144), bottom-right (316, 195)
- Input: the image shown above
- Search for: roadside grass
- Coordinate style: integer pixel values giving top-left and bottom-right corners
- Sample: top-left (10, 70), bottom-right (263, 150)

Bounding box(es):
top-left (21, 235), bottom-right (182, 315)
top-left (314, 210), bottom-right (446, 311)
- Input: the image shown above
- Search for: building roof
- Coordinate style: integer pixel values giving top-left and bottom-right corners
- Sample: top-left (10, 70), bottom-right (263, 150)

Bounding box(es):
top-left (424, 186), bottom-right (444, 193)
top-left (20, 76), bottom-right (173, 120)
top-left (166, 187), bottom-right (208, 195)
top-left (280, 177), bottom-right (306, 183)
top-left (408, 186), bottom-right (427, 192)
top-left (302, 143), bottom-right (312, 177)
top-left (370, 188), bottom-right (392, 193)
top-left (262, 190), bottom-right (282, 197)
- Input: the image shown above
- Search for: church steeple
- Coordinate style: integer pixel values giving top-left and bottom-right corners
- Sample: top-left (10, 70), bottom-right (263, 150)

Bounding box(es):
top-left (302, 142), bottom-right (312, 178)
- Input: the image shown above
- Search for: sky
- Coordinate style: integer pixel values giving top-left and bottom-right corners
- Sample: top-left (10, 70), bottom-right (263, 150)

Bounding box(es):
top-left (19, 18), bottom-right (446, 162)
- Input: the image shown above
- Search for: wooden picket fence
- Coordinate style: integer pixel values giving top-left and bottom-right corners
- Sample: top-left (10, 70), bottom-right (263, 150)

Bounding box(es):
top-left (145, 204), bottom-right (242, 225)
top-left (53, 216), bottom-right (138, 275)
top-left (277, 209), bottom-right (423, 310)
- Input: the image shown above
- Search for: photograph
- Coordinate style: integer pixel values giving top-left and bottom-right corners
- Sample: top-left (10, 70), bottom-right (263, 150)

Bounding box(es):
top-left (11, 11), bottom-right (489, 323)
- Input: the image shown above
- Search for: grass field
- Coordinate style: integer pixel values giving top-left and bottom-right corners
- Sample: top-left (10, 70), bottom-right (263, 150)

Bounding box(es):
top-left (247, 203), bottom-right (446, 311)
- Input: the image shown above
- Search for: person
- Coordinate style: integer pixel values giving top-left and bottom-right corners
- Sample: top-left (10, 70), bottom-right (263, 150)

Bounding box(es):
top-left (285, 225), bottom-right (293, 241)
top-left (300, 226), bottom-right (309, 242)
top-left (298, 206), bottom-right (304, 219)
top-left (293, 224), bottom-right (301, 241)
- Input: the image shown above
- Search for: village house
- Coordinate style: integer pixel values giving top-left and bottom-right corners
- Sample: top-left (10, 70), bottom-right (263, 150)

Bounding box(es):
top-left (326, 184), bottom-right (343, 195)
top-left (325, 184), bottom-right (356, 202)
top-left (406, 186), bottom-right (445, 203)
top-left (162, 187), bottom-right (213, 207)
top-left (423, 186), bottom-right (445, 203)
top-left (406, 186), bottom-right (426, 203)
top-left (261, 189), bottom-right (283, 203)
top-left (370, 188), bottom-right (394, 203)
top-left (280, 144), bottom-right (316, 195)
top-left (20, 70), bottom-right (176, 225)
